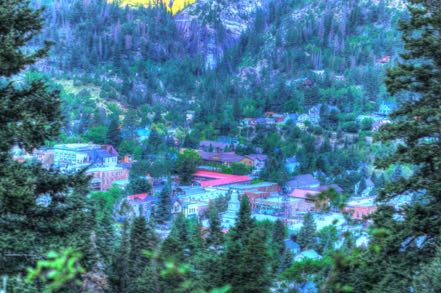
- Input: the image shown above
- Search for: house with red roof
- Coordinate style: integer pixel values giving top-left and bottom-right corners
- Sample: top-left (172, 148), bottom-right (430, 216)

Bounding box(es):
top-left (193, 170), bottom-right (251, 187)
top-left (288, 182), bottom-right (344, 212)
top-left (128, 193), bottom-right (150, 201)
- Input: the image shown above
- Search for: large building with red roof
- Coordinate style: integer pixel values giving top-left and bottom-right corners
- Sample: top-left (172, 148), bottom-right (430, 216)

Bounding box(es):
top-left (193, 170), bottom-right (251, 187)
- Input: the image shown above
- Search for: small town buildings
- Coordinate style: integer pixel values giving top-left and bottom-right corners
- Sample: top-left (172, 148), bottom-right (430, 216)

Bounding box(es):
top-left (284, 239), bottom-right (301, 255)
top-left (135, 128), bottom-right (151, 141)
top-left (254, 196), bottom-right (315, 216)
top-left (294, 249), bottom-right (322, 262)
top-left (285, 156), bottom-right (300, 174)
top-left (222, 190), bottom-right (241, 228)
top-left (243, 154), bottom-right (268, 174)
top-left (34, 148), bottom-right (55, 169)
top-left (288, 184), bottom-right (343, 212)
top-left (198, 151), bottom-right (245, 166)
top-left (286, 174), bottom-right (321, 191)
top-left (345, 197), bottom-right (377, 220)
top-left (308, 105), bottom-right (321, 125)
top-left (290, 213), bottom-right (346, 232)
top-left (240, 118), bottom-right (257, 128)
top-left (53, 143), bottom-right (118, 171)
top-left (87, 166), bottom-right (129, 191)
top-left (179, 186), bottom-right (229, 202)
top-left (283, 114), bottom-right (299, 125)
top-left (193, 170), bottom-right (251, 187)
top-left (230, 182), bottom-right (280, 207)
top-left (119, 193), bottom-right (158, 219)
top-left (181, 201), bottom-right (209, 218)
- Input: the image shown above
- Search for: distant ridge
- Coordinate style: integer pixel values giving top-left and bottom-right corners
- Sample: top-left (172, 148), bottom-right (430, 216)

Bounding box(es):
top-left (109, 0), bottom-right (196, 15)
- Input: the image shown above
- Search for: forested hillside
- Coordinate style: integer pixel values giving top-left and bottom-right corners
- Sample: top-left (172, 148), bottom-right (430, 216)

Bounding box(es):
top-left (31, 0), bottom-right (405, 128)
top-left (26, 0), bottom-right (406, 192)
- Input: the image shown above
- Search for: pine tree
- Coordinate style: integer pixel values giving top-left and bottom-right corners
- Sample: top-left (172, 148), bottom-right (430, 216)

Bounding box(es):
top-left (390, 164), bottom-right (403, 182)
top-left (232, 96), bottom-right (241, 120)
top-left (127, 177), bottom-right (151, 195)
top-left (0, 0), bottom-right (93, 275)
top-left (146, 128), bottom-right (162, 153)
top-left (279, 249), bottom-right (294, 273)
top-left (173, 213), bottom-right (189, 248)
top-left (273, 219), bottom-right (287, 255)
top-left (206, 206), bottom-right (224, 248)
top-left (128, 217), bottom-right (158, 293)
top-left (95, 209), bottom-right (116, 267)
top-left (135, 261), bottom-right (160, 293)
top-left (156, 182), bottom-right (172, 224)
top-left (107, 117), bottom-right (122, 147)
top-left (260, 149), bottom-right (289, 186)
top-left (175, 149), bottom-right (201, 185)
top-left (231, 195), bottom-right (254, 242)
top-left (297, 212), bottom-right (317, 250)
top-left (326, 2), bottom-right (441, 291)
top-left (188, 218), bottom-right (205, 256)
top-left (413, 247), bottom-right (441, 293)
top-left (230, 228), bottom-right (272, 293)
top-left (220, 195), bottom-right (271, 291)
top-left (110, 221), bottom-right (130, 293)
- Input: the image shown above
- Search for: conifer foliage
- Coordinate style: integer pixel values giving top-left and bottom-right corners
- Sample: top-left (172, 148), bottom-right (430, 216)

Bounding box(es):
top-left (297, 212), bottom-right (317, 250)
top-left (0, 0), bottom-right (93, 276)
top-left (326, 1), bottom-right (441, 291)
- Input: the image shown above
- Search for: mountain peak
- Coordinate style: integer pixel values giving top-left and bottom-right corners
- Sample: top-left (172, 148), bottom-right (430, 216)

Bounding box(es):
top-left (109, 0), bottom-right (197, 15)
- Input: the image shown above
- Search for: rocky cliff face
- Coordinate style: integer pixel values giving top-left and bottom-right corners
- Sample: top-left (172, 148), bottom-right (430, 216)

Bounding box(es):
top-left (175, 0), bottom-right (264, 69)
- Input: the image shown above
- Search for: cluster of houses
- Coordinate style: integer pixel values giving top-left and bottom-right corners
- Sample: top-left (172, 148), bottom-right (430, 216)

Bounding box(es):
top-left (15, 141), bottom-right (378, 228)
top-left (13, 143), bottom-right (130, 191)
top-left (123, 169), bottom-right (378, 232)
top-left (240, 101), bottom-right (397, 133)
top-left (240, 108), bottom-right (321, 130)
top-left (196, 139), bottom-right (299, 175)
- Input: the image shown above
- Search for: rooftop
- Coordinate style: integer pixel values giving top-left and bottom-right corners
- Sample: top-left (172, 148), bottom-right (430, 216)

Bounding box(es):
top-left (287, 174), bottom-right (320, 189)
top-left (245, 154), bottom-right (268, 161)
top-left (54, 143), bottom-right (100, 151)
top-left (128, 193), bottom-right (149, 200)
top-left (346, 197), bottom-right (376, 207)
top-left (229, 182), bottom-right (278, 190)
top-left (198, 151), bottom-right (244, 163)
top-left (199, 140), bottom-right (231, 149)
top-left (194, 170), bottom-right (251, 187)
top-left (86, 166), bottom-right (125, 172)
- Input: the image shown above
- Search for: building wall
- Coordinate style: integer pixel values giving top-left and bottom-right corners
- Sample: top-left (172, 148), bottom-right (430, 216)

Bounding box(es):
top-left (287, 199), bottom-right (316, 216)
top-left (240, 158), bottom-right (254, 167)
top-left (245, 191), bottom-right (271, 207)
top-left (345, 206), bottom-right (377, 220)
top-left (88, 168), bottom-right (129, 191)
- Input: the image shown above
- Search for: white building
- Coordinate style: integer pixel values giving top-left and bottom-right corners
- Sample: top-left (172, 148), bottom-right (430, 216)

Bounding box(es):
top-left (53, 143), bottom-right (118, 171)
top-left (222, 190), bottom-right (241, 228)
